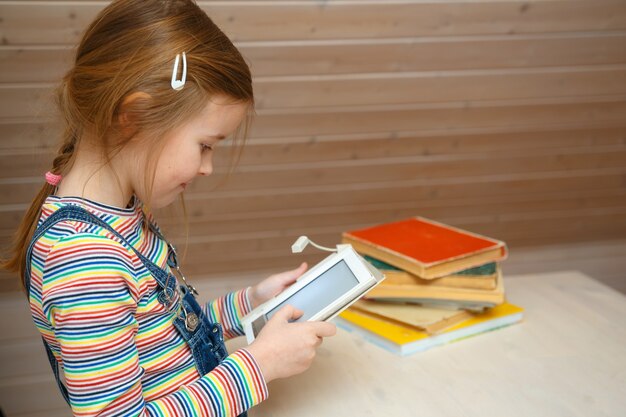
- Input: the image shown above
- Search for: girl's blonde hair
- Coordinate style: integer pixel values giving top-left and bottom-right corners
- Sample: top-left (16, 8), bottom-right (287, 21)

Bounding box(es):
top-left (1, 0), bottom-right (254, 290)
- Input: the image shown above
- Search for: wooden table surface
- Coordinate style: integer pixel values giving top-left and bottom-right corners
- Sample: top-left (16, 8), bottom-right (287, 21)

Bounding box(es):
top-left (1, 270), bottom-right (624, 416)
top-left (225, 271), bottom-right (626, 417)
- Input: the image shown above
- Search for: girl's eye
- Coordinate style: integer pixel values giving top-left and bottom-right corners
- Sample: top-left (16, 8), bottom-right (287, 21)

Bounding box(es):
top-left (201, 143), bottom-right (213, 152)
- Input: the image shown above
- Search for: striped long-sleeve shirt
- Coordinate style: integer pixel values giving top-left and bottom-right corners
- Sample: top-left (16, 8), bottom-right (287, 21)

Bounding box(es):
top-left (28, 195), bottom-right (268, 416)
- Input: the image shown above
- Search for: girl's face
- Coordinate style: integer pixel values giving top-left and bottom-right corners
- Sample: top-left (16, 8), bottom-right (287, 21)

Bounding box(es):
top-left (138, 95), bottom-right (249, 208)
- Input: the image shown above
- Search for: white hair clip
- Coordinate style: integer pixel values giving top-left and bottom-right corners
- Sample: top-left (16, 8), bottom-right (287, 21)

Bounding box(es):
top-left (171, 52), bottom-right (187, 91)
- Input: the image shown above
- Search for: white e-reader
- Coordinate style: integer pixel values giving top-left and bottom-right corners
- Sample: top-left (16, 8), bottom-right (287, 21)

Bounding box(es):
top-left (241, 238), bottom-right (385, 344)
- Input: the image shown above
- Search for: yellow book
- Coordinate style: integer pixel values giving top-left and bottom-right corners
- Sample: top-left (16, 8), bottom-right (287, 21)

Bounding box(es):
top-left (350, 300), bottom-right (473, 334)
top-left (335, 302), bottom-right (524, 356)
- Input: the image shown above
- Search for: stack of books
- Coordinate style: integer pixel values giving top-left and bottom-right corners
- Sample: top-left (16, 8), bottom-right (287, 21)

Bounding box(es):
top-left (335, 216), bottom-right (524, 356)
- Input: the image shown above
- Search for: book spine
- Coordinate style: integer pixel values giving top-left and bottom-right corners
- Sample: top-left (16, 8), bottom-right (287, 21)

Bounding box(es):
top-left (382, 270), bottom-right (498, 290)
top-left (365, 285), bottom-right (506, 304)
top-left (342, 234), bottom-right (428, 277)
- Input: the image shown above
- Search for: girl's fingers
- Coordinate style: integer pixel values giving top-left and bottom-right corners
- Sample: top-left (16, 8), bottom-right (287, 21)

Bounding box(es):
top-left (278, 262), bottom-right (307, 284)
top-left (312, 322), bottom-right (337, 338)
top-left (293, 262), bottom-right (308, 278)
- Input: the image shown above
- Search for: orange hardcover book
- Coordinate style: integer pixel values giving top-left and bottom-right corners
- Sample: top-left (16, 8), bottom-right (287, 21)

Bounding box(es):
top-left (342, 217), bottom-right (508, 279)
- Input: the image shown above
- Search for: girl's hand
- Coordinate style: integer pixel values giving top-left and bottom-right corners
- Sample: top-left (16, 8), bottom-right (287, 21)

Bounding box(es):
top-left (248, 262), bottom-right (308, 309)
top-left (245, 305), bottom-right (337, 383)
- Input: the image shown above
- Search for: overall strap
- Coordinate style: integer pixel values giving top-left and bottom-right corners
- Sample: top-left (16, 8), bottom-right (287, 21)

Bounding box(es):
top-left (25, 205), bottom-right (176, 292)
top-left (23, 204), bottom-right (176, 406)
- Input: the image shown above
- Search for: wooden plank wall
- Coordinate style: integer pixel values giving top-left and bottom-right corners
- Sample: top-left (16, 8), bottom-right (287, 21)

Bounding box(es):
top-left (0, 2), bottom-right (626, 415)
top-left (1, 0), bottom-right (626, 295)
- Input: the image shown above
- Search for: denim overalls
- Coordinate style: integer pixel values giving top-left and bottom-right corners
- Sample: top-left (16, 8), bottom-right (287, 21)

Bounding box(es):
top-left (24, 204), bottom-right (247, 416)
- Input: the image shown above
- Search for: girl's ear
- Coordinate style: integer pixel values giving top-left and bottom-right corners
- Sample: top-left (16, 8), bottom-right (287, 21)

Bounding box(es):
top-left (116, 91), bottom-right (152, 139)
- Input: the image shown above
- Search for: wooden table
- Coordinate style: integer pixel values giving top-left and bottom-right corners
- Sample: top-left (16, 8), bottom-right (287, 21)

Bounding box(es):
top-left (1, 270), bottom-right (624, 416)
top-left (226, 271), bottom-right (626, 417)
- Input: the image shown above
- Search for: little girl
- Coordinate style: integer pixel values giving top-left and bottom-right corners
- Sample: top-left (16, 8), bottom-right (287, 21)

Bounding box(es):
top-left (1, 0), bottom-right (336, 415)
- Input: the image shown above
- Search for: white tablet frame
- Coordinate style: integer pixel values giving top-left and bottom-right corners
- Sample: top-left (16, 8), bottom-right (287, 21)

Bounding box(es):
top-left (242, 245), bottom-right (385, 344)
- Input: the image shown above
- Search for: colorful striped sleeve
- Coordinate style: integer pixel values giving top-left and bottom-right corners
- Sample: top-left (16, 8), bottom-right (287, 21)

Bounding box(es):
top-left (42, 233), bottom-right (268, 416)
top-left (145, 348), bottom-right (268, 416)
top-left (204, 287), bottom-right (254, 340)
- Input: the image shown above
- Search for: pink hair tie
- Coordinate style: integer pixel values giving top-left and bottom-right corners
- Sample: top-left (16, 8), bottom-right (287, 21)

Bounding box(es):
top-left (45, 171), bottom-right (62, 186)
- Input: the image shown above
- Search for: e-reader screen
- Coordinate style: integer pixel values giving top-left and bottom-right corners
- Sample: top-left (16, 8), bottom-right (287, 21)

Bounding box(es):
top-left (265, 260), bottom-right (359, 323)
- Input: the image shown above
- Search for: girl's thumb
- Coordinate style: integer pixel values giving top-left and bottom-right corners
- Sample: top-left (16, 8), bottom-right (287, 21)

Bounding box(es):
top-left (294, 262), bottom-right (308, 278)
top-left (277, 304), bottom-right (304, 322)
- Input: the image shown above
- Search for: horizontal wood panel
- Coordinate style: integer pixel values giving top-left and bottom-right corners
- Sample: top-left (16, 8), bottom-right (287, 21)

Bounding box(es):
top-left (0, 339), bottom-right (50, 379)
top-left (504, 239), bottom-right (626, 294)
top-left (252, 66), bottom-right (626, 110)
top-left (0, 120), bottom-right (54, 150)
top-left (3, 116), bottom-right (626, 156)
top-left (196, 147), bottom-right (626, 191)
top-left (194, 126), bottom-right (626, 166)
top-left (0, 296), bottom-right (41, 340)
top-left (0, 86), bottom-right (55, 120)
top-left (3, 176), bottom-right (625, 239)
top-left (248, 98), bottom-right (626, 138)
top-left (3, 67), bottom-right (626, 116)
top-left (242, 32), bottom-right (626, 76)
top-left (468, 208), bottom-right (626, 245)
top-left (181, 168), bottom-right (626, 214)
top-left (2, 165), bottom-right (624, 217)
top-left (169, 195), bottom-right (626, 248)
top-left (2, 96), bottom-right (626, 142)
top-left (0, 47), bottom-right (72, 84)
top-left (3, 32), bottom-right (626, 82)
top-left (2, 126), bottom-right (625, 175)
top-left (155, 189), bottom-right (626, 237)
top-left (2, 1), bottom-right (626, 45)
top-left (2, 144), bottom-right (625, 192)
top-left (0, 376), bottom-right (68, 415)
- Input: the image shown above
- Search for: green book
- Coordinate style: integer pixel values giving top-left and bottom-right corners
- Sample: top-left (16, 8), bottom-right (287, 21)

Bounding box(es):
top-left (364, 255), bottom-right (497, 276)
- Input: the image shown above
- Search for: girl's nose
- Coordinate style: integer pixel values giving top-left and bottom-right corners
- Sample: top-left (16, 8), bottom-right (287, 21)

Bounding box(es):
top-left (198, 161), bottom-right (213, 176)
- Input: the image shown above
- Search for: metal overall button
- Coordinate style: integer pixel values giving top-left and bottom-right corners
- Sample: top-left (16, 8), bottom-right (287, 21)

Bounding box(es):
top-left (212, 323), bottom-right (224, 342)
top-left (185, 312), bottom-right (199, 332)
top-left (177, 298), bottom-right (199, 332)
